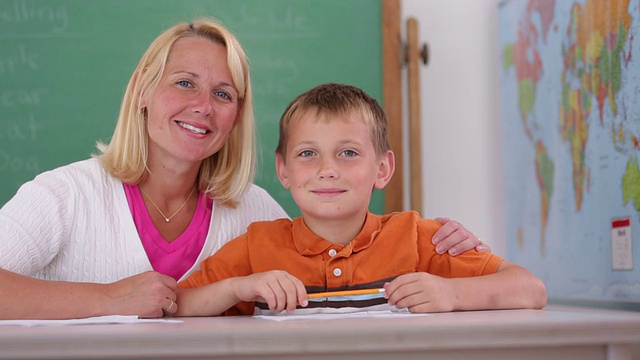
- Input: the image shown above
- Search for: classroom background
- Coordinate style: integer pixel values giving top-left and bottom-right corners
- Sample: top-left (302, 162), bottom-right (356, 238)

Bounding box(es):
top-left (408, 0), bottom-right (640, 309)
top-left (1, 0), bottom-right (639, 308)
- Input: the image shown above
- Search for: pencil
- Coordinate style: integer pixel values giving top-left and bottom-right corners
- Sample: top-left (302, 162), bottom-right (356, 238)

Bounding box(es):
top-left (307, 288), bottom-right (385, 299)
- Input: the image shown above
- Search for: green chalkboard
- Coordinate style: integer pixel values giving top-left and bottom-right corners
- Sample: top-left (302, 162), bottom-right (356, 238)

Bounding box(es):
top-left (0, 0), bottom-right (383, 217)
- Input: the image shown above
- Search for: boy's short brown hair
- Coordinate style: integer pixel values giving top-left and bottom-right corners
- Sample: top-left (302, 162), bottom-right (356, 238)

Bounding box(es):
top-left (276, 83), bottom-right (390, 158)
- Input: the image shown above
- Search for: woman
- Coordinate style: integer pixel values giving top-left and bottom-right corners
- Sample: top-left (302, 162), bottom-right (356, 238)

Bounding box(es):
top-left (0, 18), bottom-right (486, 320)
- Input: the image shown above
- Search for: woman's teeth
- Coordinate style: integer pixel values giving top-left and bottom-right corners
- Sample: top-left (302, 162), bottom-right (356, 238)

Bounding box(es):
top-left (178, 121), bottom-right (207, 134)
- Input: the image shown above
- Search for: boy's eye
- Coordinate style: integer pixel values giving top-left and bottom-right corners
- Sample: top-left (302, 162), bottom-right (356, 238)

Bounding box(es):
top-left (341, 149), bottom-right (358, 157)
top-left (299, 150), bottom-right (315, 157)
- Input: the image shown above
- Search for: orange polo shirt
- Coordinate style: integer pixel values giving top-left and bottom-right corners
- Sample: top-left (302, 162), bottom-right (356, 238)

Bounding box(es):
top-left (180, 211), bottom-right (503, 315)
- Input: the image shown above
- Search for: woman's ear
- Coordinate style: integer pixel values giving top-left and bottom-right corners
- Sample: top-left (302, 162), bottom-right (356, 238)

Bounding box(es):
top-left (275, 153), bottom-right (291, 189)
top-left (374, 150), bottom-right (395, 190)
top-left (234, 100), bottom-right (244, 127)
top-left (131, 70), bottom-right (146, 110)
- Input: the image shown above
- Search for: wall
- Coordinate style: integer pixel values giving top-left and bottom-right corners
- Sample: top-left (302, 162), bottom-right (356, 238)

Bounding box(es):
top-left (401, 0), bottom-right (505, 256)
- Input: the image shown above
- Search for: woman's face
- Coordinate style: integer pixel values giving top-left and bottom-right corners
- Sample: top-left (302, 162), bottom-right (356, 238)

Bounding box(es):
top-left (141, 36), bottom-right (240, 169)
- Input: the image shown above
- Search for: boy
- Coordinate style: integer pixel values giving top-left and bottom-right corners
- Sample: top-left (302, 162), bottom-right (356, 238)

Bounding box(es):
top-left (175, 83), bottom-right (547, 316)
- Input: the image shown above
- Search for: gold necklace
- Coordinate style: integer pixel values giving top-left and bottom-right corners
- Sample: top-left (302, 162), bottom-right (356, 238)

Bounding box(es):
top-left (139, 185), bottom-right (197, 223)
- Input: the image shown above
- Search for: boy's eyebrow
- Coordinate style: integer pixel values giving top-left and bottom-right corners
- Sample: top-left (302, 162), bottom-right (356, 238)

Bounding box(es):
top-left (289, 139), bottom-right (368, 151)
top-left (288, 140), bottom-right (317, 151)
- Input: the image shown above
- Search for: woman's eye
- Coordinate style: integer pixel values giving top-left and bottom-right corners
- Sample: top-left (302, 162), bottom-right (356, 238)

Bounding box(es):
top-left (176, 80), bottom-right (192, 87)
top-left (214, 90), bottom-right (233, 103)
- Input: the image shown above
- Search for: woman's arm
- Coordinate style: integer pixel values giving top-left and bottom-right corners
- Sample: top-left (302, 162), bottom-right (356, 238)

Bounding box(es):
top-left (0, 268), bottom-right (178, 319)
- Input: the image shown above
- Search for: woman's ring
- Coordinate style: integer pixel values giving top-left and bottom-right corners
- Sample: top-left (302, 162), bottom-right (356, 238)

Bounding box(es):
top-left (166, 298), bottom-right (175, 312)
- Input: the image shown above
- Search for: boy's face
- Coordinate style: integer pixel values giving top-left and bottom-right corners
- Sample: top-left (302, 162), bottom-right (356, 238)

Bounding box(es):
top-left (276, 111), bottom-right (394, 224)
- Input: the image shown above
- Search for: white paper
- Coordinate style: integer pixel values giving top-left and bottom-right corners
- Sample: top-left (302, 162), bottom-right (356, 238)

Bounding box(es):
top-left (254, 309), bottom-right (429, 321)
top-left (0, 315), bottom-right (183, 327)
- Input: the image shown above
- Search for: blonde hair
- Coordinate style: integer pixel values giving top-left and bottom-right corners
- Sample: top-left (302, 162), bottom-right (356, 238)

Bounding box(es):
top-left (276, 83), bottom-right (389, 159)
top-left (95, 18), bottom-right (255, 207)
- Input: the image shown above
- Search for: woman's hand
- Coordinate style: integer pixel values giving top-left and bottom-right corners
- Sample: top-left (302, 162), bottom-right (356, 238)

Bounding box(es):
top-left (0, 268), bottom-right (178, 319)
top-left (104, 271), bottom-right (178, 318)
top-left (432, 217), bottom-right (491, 256)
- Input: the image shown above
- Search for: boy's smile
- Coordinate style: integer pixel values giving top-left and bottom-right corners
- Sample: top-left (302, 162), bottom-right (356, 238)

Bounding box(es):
top-left (310, 187), bottom-right (347, 197)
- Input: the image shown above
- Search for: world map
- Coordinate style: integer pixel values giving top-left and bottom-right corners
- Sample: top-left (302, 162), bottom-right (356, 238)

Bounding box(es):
top-left (500, 0), bottom-right (640, 304)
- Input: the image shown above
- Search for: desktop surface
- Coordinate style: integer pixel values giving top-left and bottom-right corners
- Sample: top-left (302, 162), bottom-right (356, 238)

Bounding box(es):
top-left (1, 305), bottom-right (639, 360)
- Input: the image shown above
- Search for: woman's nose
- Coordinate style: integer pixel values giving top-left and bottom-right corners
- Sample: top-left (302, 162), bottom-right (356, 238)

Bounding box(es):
top-left (192, 91), bottom-right (213, 116)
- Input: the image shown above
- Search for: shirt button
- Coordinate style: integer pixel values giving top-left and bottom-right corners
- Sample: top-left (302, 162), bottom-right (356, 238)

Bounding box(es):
top-left (333, 268), bottom-right (342, 277)
top-left (328, 249), bottom-right (337, 257)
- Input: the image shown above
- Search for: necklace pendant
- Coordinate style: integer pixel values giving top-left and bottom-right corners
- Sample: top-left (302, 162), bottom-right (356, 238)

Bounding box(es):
top-left (139, 185), bottom-right (197, 226)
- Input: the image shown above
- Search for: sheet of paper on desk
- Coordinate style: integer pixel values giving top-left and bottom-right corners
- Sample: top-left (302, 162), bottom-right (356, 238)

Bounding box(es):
top-left (254, 310), bottom-right (429, 321)
top-left (0, 315), bottom-right (183, 327)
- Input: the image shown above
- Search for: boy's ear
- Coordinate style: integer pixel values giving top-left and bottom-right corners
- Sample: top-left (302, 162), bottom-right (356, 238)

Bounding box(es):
top-left (374, 150), bottom-right (395, 190)
top-left (275, 153), bottom-right (291, 189)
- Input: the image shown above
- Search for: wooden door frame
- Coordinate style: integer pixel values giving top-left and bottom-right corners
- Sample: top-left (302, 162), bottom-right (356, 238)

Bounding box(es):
top-left (381, 0), bottom-right (403, 213)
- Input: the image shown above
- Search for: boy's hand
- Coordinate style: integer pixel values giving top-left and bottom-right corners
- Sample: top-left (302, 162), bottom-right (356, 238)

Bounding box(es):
top-left (383, 272), bottom-right (455, 313)
top-left (232, 270), bottom-right (308, 314)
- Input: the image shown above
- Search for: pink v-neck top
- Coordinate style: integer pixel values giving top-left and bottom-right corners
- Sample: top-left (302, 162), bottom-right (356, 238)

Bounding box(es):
top-left (123, 183), bottom-right (212, 281)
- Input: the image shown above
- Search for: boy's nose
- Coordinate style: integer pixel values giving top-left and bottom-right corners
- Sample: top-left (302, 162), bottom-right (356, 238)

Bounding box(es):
top-left (317, 158), bottom-right (338, 179)
top-left (318, 171), bottom-right (337, 179)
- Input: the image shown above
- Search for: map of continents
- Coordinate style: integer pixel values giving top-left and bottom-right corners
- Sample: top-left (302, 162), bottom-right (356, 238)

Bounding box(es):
top-left (500, 0), bottom-right (640, 303)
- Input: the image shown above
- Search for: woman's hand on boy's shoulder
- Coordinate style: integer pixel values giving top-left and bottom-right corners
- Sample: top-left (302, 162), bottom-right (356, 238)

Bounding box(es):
top-left (432, 217), bottom-right (491, 256)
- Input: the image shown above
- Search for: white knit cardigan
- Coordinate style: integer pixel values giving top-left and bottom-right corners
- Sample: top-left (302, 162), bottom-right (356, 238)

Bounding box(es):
top-left (0, 158), bottom-right (288, 282)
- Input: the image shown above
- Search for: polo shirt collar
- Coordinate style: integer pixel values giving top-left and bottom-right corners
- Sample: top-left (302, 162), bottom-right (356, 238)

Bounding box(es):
top-left (292, 212), bottom-right (383, 256)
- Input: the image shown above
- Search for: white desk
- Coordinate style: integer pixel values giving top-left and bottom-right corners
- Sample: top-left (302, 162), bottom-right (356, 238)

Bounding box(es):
top-left (1, 305), bottom-right (639, 360)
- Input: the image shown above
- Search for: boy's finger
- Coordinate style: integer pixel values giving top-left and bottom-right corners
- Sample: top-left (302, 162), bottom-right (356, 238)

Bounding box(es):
top-left (384, 273), bottom-right (417, 302)
top-left (265, 283), bottom-right (284, 313)
top-left (298, 286), bottom-right (309, 308)
top-left (283, 274), bottom-right (308, 308)
top-left (279, 276), bottom-right (303, 313)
